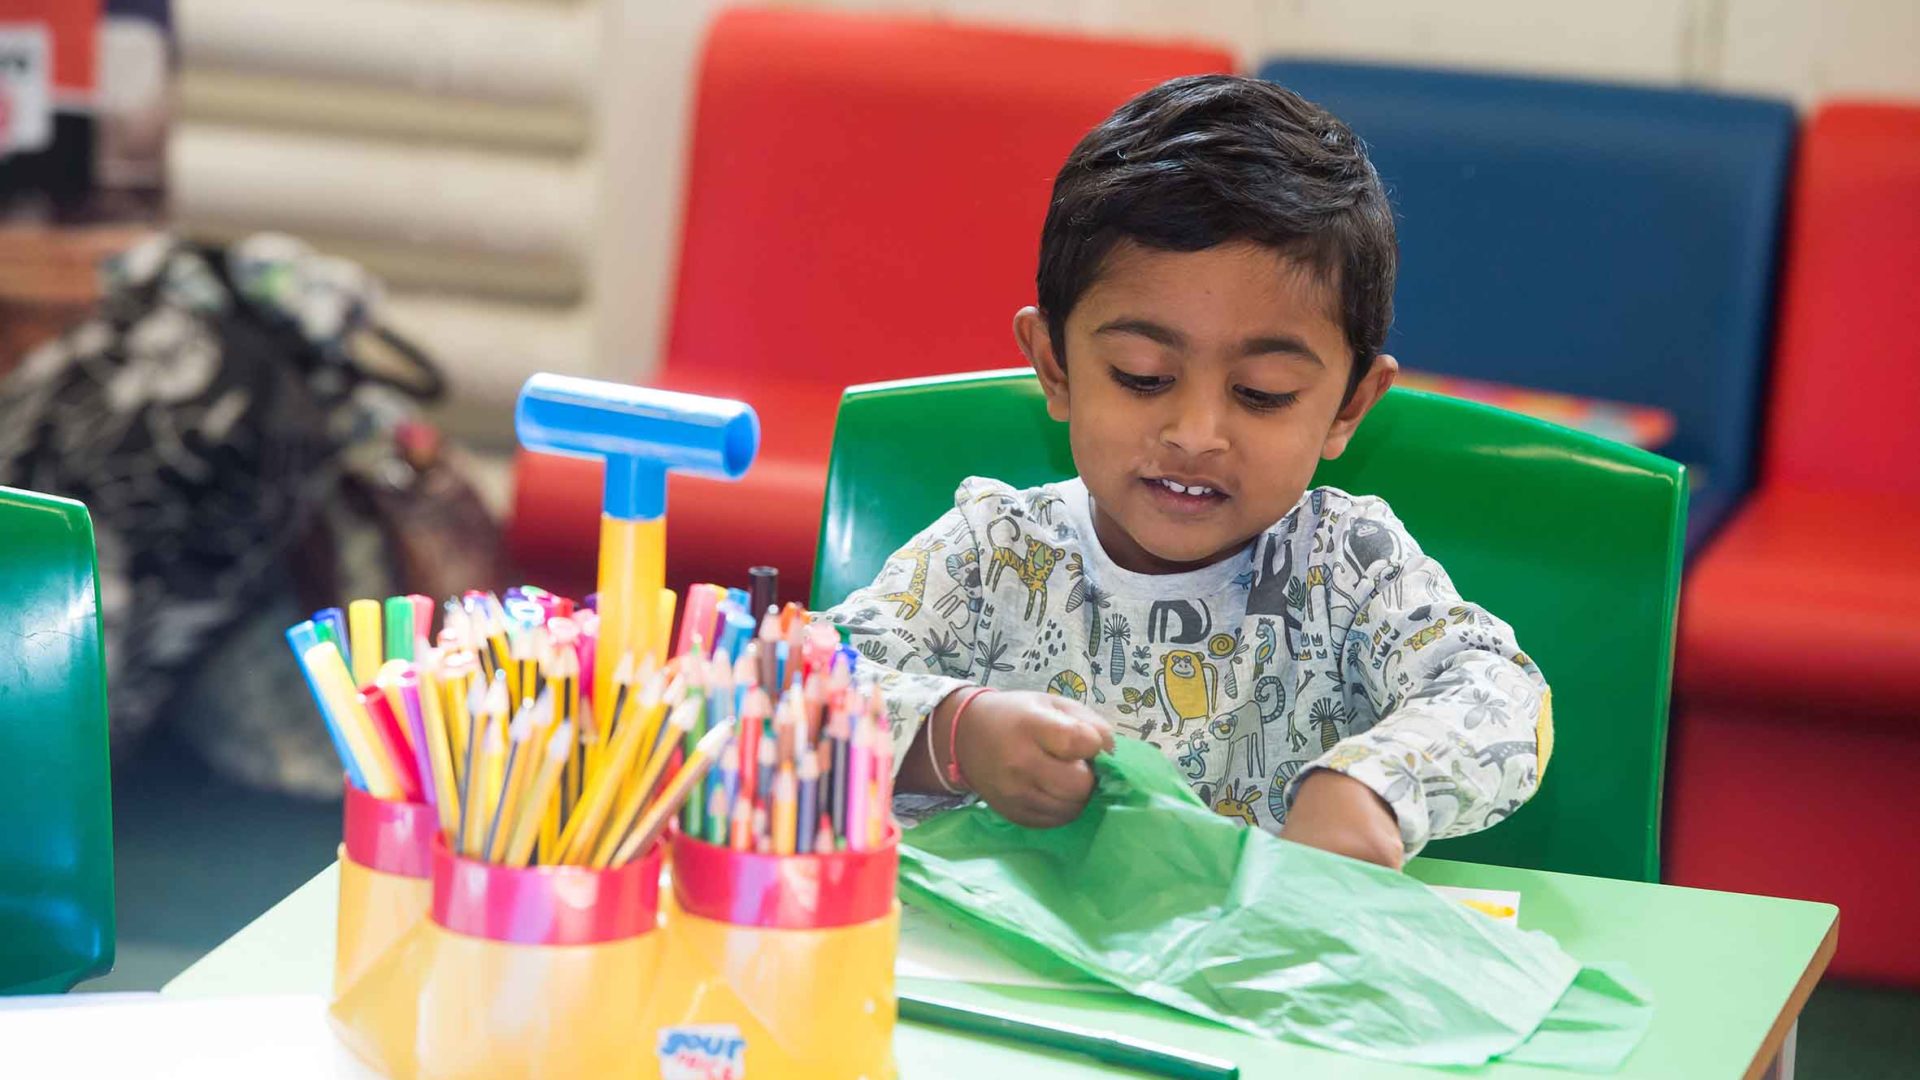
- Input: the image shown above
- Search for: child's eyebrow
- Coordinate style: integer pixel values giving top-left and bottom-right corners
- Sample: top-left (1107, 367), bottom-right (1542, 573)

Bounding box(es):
top-left (1093, 317), bottom-right (1185, 348)
top-left (1238, 335), bottom-right (1324, 367)
top-left (1092, 318), bottom-right (1325, 368)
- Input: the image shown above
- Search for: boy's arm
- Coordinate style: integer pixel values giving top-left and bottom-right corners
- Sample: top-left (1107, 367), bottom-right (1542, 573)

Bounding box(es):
top-left (1295, 515), bottom-right (1552, 860)
top-left (817, 507), bottom-right (979, 781)
top-left (818, 487), bottom-right (1113, 822)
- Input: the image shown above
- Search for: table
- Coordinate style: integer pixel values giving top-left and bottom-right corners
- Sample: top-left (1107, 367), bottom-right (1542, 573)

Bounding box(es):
top-left (164, 856), bottom-right (1833, 1078)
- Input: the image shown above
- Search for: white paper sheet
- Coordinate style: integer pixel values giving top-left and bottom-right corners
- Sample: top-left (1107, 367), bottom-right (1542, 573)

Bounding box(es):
top-left (0, 994), bottom-right (374, 1079)
top-left (1429, 885), bottom-right (1523, 924)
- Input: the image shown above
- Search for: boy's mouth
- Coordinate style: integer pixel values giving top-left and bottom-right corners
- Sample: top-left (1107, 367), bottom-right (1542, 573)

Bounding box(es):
top-left (1141, 474), bottom-right (1230, 513)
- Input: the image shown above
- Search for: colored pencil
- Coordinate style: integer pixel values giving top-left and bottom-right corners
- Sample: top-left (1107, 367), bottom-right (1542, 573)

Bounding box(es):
top-left (290, 583), bottom-right (897, 869)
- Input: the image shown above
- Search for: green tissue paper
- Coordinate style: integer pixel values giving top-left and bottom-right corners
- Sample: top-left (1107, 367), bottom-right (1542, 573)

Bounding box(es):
top-left (899, 738), bottom-right (1651, 1070)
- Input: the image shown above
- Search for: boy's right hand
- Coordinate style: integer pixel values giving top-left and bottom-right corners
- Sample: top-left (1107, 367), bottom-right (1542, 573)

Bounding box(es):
top-left (946, 690), bottom-right (1116, 828)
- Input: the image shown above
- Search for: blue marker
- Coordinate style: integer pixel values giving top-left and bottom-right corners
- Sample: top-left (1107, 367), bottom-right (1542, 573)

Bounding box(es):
top-left (719, 609), bottom-right (755, 662)
top-left (287, 621), bottom-right (368, 791)
top-left (313, 607), bottom-right (350, 673)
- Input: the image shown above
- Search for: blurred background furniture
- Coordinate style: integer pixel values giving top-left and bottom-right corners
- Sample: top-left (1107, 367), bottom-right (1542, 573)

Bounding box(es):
top-left (1667, 102), bottom-right (1920, 986)
top-left (1256, 60), bottom-right (1794, 554)
top-left (507, 6), bottom-right (1231, 601)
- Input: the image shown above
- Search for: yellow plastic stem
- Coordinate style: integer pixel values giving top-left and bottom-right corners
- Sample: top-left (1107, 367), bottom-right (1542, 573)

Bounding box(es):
top-left (594, 514), bottom-right (666, 721)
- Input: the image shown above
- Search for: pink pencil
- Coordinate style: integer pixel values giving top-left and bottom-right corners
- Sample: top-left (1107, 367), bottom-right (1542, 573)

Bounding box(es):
top-left (845, 713), bottom-right (870, 853)
top-left (395, 667), bottom-right (437, 810)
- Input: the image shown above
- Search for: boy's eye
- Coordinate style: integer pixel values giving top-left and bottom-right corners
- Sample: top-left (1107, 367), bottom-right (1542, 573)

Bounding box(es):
top-left (1236, 386), bottom-right (1300, 412)
top-left (1109, 368), bottom-right (1172, 395)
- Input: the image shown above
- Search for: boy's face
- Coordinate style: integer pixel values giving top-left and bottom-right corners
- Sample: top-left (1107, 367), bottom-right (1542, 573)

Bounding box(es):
top-left (1018, 239), bottom-right (1396, 574)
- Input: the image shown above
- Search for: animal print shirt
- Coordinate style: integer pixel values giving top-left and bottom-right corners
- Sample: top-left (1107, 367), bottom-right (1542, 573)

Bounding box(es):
top-left (823, 477), bottom-right (1552, 856)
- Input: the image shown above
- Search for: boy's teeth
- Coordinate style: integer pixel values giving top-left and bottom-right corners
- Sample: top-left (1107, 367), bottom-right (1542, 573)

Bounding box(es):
top-left (1156, 479), bottom-right (1214, 496)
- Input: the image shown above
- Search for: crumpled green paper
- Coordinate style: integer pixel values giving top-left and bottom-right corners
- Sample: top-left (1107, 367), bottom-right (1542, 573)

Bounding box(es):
top-left (898, 738), bottom-right (1651, 1070)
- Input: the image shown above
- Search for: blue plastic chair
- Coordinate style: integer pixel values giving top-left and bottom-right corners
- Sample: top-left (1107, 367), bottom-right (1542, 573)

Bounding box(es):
top-left (1257, 60), bottom-right (1793, 551)
top-left (0, 486), bottom-right (116, 993)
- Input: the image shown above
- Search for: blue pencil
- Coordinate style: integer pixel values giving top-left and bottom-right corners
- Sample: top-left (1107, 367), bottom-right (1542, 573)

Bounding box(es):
top-left (796, 747), bottom-right (819, 854)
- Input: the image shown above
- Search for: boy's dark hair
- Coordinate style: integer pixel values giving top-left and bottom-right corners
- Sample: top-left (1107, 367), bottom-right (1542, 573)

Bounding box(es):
top-left (1038, 74), bottom-right (1396, 398)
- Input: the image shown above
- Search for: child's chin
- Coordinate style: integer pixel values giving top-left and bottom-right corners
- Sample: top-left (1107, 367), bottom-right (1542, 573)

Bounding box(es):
top-left (1136, 530), bottom-right (1246, 571)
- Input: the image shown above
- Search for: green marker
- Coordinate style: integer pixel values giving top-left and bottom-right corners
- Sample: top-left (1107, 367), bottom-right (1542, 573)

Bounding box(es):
top-left (384, 596), bottom-right (415, 663)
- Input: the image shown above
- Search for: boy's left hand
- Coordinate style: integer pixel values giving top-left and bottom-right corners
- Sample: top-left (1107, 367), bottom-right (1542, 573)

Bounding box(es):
top-left (1280, 770), bottom-right (1405, 870)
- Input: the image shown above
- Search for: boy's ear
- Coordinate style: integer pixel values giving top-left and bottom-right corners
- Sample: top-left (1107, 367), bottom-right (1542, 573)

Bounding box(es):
top-left (1322, 353), bottom-right (1399, 460)
top-left (1015, 306), bottom-right (1071, 423)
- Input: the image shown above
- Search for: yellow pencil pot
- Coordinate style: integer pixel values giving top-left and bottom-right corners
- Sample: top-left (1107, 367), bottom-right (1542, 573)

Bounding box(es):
top-left (644, 827), bottom-right (900, 1080)
top-left (335, 835), bottom-right (667, 1080)
top-left (334, 783), bottom-right (434, 999)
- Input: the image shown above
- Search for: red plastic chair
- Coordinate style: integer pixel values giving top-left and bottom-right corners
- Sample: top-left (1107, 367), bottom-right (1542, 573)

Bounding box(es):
top-left (508, 7), bottom-right (1232, 600)
top-left (1668, 103), bottom-right (1920, 984)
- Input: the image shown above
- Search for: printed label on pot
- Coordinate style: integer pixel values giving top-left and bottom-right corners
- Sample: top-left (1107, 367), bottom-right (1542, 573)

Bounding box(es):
top-left (659, 1023), bottom-right (746, 1080)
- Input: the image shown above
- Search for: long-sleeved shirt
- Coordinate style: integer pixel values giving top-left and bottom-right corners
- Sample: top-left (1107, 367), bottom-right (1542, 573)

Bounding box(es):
top-left (822, 476), bottom-right (1552, 856)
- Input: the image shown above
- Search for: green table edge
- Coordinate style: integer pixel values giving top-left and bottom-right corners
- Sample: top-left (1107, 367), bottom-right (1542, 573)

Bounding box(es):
top-left (162, 857), bottom-right (1836, 1078)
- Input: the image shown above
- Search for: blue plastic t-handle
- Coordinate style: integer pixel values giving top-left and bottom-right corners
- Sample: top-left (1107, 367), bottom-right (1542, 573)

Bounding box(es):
top-left (514, 374), bottom-right (761, 520)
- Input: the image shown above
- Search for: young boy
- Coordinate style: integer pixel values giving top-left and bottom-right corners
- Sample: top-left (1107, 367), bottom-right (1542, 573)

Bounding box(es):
top-left (826, 75), bottom-right (1549, 869)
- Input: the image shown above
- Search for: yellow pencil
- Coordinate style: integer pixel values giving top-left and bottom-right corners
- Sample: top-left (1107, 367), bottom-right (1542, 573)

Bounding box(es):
top-left (418, 665), bottom-right (461, 840)
top-left (772, 760), bottom-right (797, 856)
top-left (607, 686), bottom-right (680, 836)
top-left (612, 719), bottom-right (737, 866)
top-left (587, 698), bottom-right (697, 868)
top-left (487, 692), bottom-right (552, 862)
top-left (471, 715), bottom-right (507, 859)
top-left (503, 720), bottom-right (573, 867)
top-left (507, 634), bottom-right (531, 714)
top-left (347, 599), bottom-right (383, 686)
top-left (461, 677), bottom-right (510, 857)
top-left (306, 642), bottom-right (401, 799)
top-left (538, 659), bottom-right (566, 860)
top-left (442, 657), bottom-right (473, 784)
top-left (556, 678), bottom-right (656, 863)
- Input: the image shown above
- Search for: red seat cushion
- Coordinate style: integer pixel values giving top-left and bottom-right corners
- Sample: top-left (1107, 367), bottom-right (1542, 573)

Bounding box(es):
top-left (508, 8), bottom-right (1233, 600)
top-left (1675, 104), bottom-right (1920, 717)
top-left (1678, 486), bottom-right (1920, 721)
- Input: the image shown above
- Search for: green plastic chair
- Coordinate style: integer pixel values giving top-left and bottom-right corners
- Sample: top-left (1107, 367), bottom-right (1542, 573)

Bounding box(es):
top-left (813, 370), bottom-right (1686, 882)
top-left (0, 486), bottom-right (116, 993)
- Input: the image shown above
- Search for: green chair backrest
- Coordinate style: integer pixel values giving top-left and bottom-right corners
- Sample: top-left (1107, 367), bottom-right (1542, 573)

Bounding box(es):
top-left (814, 371), bottom-right (1686, 882)
top-left (0, 486), bottom-right (116, 992)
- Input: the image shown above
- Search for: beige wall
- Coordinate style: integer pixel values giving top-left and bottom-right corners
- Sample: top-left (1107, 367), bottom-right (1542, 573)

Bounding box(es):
top-left (173, 0), bottom-right (1920, 446)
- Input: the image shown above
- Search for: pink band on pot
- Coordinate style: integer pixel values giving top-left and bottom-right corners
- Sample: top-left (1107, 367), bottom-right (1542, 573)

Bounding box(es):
top-left (342, 780), bottom-right (435, 879)
top-left (430, 835), bottom-right (662, 945)
top-left (671, 826), bottom-right (898, 930)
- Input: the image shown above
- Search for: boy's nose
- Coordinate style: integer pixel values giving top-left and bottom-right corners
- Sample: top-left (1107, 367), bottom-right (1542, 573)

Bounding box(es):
top-left (1159, 393), bottom-right (1230, 455)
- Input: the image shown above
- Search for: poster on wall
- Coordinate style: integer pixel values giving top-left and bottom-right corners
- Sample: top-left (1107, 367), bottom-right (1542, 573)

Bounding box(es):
top-left (1, 0), bottom-right (169, 221)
